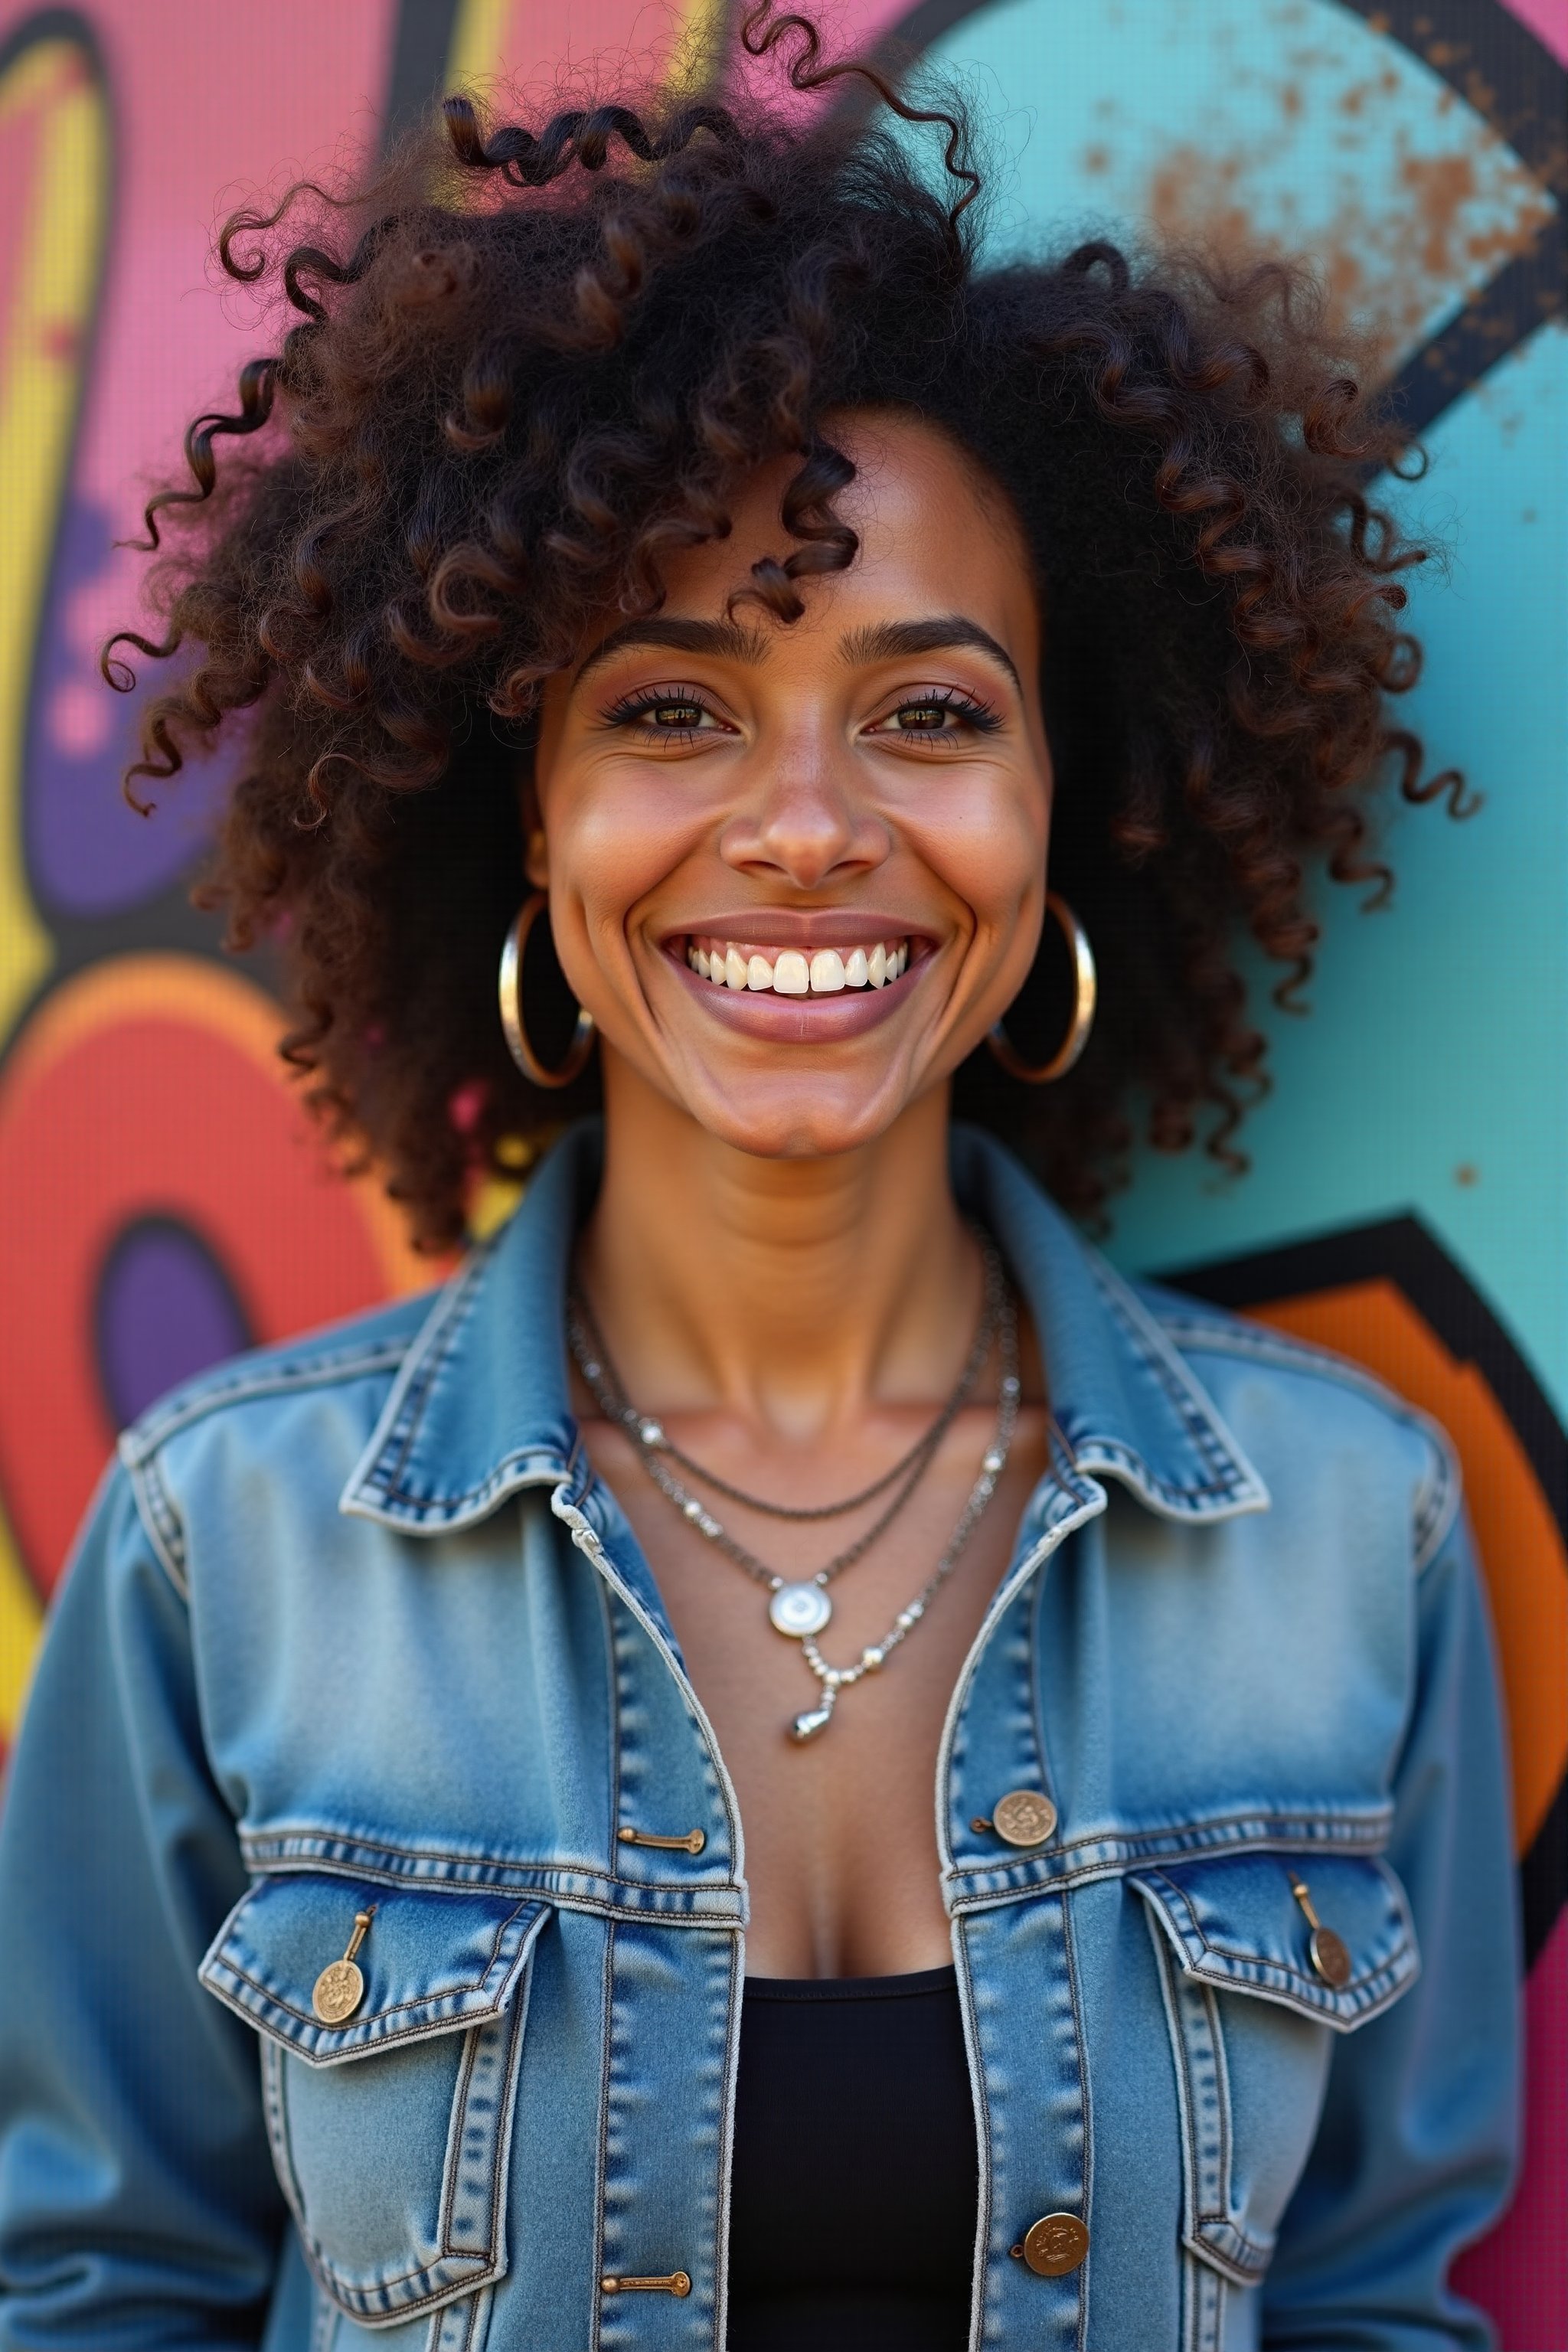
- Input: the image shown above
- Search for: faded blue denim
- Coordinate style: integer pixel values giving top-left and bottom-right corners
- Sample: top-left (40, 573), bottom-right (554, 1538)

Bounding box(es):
top-left (0, 1123), bottom-right (1519, 2350)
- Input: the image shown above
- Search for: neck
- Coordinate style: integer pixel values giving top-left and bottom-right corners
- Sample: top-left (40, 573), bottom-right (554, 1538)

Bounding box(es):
top-left (577, 1050), bottom-right (981, 1445)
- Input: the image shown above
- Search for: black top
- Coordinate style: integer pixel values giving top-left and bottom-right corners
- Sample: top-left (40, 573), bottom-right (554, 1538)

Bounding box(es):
top-left (727, 1965), bottom-right (979, 2351)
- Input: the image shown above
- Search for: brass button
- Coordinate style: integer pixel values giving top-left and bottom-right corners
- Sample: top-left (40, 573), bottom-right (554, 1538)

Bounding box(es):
top-left (1011, 2213), bottom-right (1089, 2276)
top-left (989, 1790), bottom-right (1058, 1848)
top-left (616, 1826), bottom-right (707, 1854)
top-left (1309, 1926), bottom-right (1352, 1989)
top-left (1289, 1873), bottom-right (1352, 1989)
top-left (312, 1907), bottom-right (374, 2024)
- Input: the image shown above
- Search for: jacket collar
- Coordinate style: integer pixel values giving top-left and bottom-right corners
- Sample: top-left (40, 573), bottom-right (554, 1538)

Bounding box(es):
top-left (341, 1119), bottom-right (1267, 1532)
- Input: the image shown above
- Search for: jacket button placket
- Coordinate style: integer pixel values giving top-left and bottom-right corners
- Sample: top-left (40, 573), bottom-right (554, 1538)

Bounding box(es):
top-left (948, 1560), bottom-right (1089, 2349)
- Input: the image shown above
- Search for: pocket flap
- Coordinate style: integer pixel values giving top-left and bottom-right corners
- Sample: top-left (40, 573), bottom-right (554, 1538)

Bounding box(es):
top-left (1130, 1851), bottom-right (1418, 2030)
top-left (200, 1873), bottom-right (549, 2066)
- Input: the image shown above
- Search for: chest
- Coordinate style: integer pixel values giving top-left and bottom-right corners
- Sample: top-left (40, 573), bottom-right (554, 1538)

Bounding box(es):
top-left (581, 1405), bottom-right (1051, 1975)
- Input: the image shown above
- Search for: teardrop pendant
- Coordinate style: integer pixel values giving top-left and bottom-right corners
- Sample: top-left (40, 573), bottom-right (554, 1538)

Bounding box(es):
top-left (789, 1691), bottom-right (836, 1742)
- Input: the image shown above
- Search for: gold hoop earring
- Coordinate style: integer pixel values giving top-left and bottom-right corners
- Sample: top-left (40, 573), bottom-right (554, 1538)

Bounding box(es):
top-left (498, 892), bottom-right (596, 1089)
top-left (987, 891), bottom-right (1096, 1084)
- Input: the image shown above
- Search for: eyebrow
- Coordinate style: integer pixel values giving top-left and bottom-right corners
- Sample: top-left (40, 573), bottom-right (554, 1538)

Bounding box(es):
top-left (571, 611), bottom-right (1024, 694)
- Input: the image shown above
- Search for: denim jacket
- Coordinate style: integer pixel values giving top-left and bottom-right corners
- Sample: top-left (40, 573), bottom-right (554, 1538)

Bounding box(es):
top-left (0, 1123), bottom-right (1518, 2352)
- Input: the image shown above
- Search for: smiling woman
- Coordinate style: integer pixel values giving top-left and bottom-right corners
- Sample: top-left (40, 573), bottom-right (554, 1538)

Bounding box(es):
top-left (0, 11), bottom-right (1519, 2352)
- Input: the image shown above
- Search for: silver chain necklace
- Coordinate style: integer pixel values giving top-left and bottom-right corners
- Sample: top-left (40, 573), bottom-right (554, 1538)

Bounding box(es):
top-left (570, 1282), bottom-right (995, 1524)
top-left (567, 1241), bottom-right (1004, 1587)
top-left (567, 1246), bottom-right (1021, 1740)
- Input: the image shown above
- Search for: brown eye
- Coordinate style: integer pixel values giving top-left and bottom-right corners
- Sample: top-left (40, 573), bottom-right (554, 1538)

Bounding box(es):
top-left (652, 701), bottom-right (704, 728)
top-left (867, 689), bottom-right (1003, 742)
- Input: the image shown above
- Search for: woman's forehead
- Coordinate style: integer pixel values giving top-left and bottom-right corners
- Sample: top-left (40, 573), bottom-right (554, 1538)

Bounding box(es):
top-left (634, 415), bottom-right (1037, 650)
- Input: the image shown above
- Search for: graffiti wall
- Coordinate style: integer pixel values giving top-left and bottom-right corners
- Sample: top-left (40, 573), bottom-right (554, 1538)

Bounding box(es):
top-left (0, 0), bottom-right (1561, 2336)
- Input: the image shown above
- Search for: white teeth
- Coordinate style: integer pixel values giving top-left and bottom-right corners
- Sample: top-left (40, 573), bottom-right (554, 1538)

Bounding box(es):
top-left (691, 936), bottom-right (910, 994)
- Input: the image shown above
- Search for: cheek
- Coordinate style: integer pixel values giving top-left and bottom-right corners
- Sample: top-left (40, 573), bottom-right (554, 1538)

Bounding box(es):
top-left (547, 764), bottom-right (712, 919)
top-left (902, 770), bottom-right (1049, 934)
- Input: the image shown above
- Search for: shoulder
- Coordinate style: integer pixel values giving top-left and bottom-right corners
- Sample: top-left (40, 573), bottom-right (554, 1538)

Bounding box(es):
top-left (116, 1282), bottom-right (443, 1478)
top-left (1132, 1277), bottom-right (1462, 1570)
top-left (109, 1282), bottom-right (452, 1597)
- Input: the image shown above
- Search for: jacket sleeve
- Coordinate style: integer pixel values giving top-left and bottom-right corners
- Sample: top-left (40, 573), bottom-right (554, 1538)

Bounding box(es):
top-left (0, 1459), bottom-right (283, 2349)
top-left (1262, 1479), bottom-right (1522, 2350)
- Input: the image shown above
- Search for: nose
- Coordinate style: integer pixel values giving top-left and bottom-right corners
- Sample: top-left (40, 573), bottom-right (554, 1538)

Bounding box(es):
top-left (718, 733), bottom-right (891, 890)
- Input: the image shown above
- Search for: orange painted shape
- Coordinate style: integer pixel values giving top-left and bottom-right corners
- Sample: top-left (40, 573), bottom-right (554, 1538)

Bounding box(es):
top-left (1249, 1282), bottom-right (1568, 1858)
top-left (0, 956), bottom-right (430, 1596)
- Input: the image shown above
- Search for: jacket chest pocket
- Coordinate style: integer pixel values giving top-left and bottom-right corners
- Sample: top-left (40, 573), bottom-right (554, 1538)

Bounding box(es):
top-left (1130, 1852), bottom-right (1417, 2316)
top-left (200, 1873), bottom-right (549, 2333)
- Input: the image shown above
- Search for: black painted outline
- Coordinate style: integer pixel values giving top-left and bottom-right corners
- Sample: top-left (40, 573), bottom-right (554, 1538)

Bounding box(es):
top-left (1161, 1213), bottom-right (1566, 1968)
top-left (852, 0), bottom-right (1565, 439)
top-left (382, 0), bottom-right (464, 150)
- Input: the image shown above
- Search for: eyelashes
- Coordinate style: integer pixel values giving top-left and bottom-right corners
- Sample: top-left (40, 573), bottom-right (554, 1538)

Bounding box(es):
top-left (599, 683), bottom-right (721, 743)
top-left (598, 679), bottom-right (1005, 746)
top-left (870, 683), bottom-right (1004, 740)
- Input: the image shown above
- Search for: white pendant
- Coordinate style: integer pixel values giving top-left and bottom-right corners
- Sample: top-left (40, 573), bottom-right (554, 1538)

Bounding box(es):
top-left (769, 1582), bottom-right (833, 1638)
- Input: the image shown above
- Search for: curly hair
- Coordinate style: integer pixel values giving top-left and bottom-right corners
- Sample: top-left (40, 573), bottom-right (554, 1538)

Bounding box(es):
top-left (107, 7), bottom-right (1461, 1252)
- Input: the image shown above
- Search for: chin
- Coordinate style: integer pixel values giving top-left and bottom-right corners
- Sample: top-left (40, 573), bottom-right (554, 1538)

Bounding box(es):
top-left (694, 1080), bottom-right (907, 1163)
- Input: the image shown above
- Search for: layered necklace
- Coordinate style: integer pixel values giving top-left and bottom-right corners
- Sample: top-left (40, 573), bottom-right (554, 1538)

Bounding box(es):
top-left (567, 1239), bottom-right (1021, 1740)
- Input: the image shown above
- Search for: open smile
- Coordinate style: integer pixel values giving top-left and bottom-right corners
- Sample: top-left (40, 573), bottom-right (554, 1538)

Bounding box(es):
top-left (662, 920), bottom-right (932, 1042)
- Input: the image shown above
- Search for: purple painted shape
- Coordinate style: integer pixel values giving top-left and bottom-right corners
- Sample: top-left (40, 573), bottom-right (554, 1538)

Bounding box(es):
top-left (25, 496), bottom-right (230, 914)
top-left (93, 1216), bottom-right (251, 1429)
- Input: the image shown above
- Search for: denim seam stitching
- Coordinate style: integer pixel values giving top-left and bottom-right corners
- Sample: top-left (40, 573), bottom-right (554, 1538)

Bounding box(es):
top-left (377, 1249), bottom-right (495, 1501)
top-left (213, 1893), bottom-right (532, 2035)
top-left (1165, 1312), bottom-right (1465, 1576)
top-left (309, 2279), bottom-right (338, 2352)
top-left (239, 1826), bottom-right (743, 1880)
top-left (600, 1570), bottom-right (622, 1870)
top-left (952, 1922), bottom-right (992, 2352)
top-left (1055, 1430), bottom-right (1243, 1508)
top-left (1026, 1567), bottom-right (1060, 1851)
top-left (710, 1929), bottom-right (742, 2352)
top-left (441, 2023), bottom-right (485, 2257)
top-left (1145, 1914), bottom-right (1201, 2240)
top-left (591, 1918), bottom-right (615, 2350)
top-left (1412, 1433), bottom-right (1462, 1574)
top-left (451, 2008), bottom-right (517, 2267)
top-left (946, 1807), bottom-right (1395, 1884)
top-left (237, 1864), bottom-right (743, 1926)
top-left (1159, 1315), bottom-right (1462, 1473)
top-left (1200, 1980), bottom-right (1231, 2225)
top-left (122, 1340), bottom-right (411, 1460)
top-left (1135, 1864), bottom-right (1409, 2003)
top-left (122, 1449), bottom-right (188, 1597)
top-left (1059, 1885), bottom-right (1093, 2352)
top-left (264, 2020), bottom-right (497, 2319)
top-left (1086, 1260), bottom-right (1260, 1491)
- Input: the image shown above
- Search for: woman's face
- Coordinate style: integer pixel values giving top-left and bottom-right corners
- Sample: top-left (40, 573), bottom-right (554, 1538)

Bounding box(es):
top-left (532, 411), bottom-right (1052, 1160)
